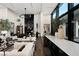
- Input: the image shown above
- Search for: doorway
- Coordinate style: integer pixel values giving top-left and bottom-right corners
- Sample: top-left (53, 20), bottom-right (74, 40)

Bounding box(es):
top-left (24, 14), bottom-right (34, 36)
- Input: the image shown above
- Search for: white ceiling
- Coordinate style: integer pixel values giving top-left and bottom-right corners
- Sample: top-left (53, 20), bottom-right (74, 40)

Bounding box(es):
top-left (0, 3), bottom-right (58, 16)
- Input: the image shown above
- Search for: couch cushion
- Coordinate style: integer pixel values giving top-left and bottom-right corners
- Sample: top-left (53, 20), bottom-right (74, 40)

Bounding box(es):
top-left (14, 42), bottom-right (24, 49)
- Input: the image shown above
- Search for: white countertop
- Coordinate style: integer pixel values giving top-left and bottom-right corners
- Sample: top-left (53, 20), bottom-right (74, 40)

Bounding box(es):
top-left (45, 35), bottom-right (79, 56)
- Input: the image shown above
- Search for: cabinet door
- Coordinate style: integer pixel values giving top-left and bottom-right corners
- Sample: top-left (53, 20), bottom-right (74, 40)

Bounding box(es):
top-left (16, 26), bottom-right (23, 35)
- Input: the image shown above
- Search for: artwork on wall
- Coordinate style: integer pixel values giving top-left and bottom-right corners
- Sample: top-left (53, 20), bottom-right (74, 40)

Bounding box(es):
top-left (44, 24), bottom-right (50, 34)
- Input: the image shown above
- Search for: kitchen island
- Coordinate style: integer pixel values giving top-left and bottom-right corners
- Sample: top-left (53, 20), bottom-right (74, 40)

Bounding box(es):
top-left (44, 35), bottom-right (79, 56)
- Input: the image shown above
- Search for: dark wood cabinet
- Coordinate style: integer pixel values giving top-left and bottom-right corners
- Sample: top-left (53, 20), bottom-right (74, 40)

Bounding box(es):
top-left (16, 25), bottom-right (23, 38)
top-left (44, 36), bottom-right (68, 56)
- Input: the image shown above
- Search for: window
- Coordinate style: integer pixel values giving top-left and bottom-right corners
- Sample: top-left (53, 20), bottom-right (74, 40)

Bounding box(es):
top-left (53, 11), bottom-right (56, 20)
top-left (74, 3), bottom-right (79, 6)
top-left (59, 15), bottom-right (68, 38)
top-left (74, 8), bottom-right (79, 42)
top-left (59, 3), bottom-right (68, 16)
top-left (59, 15), bottom-right (68, 24)
top-left (74, 8), bottom-right (79, 18)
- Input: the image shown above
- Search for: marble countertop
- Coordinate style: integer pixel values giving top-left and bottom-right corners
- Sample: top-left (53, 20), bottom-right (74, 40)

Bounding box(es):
top-left (45, 35), bottom-right (79, 56)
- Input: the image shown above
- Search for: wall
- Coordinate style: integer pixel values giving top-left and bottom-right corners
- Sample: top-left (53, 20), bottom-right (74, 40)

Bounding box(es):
top-left (40, 14), bottom-right (51, 36)
top-left (0, 7), bottom-right (7, 19)
top-left (7, 9), bottom-right (24, 34)
top-left (76, 20), bottom-right (78, 38)
top-left (34, 13), bottom-right (51, 36)
top-left (0, 5), bottom-right (24, 34)
top-left (34, 14), bottom-right (39, 34)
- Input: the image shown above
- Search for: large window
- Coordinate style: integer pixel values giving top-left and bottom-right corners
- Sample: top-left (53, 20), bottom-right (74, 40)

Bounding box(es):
top-left (59, 15), bottom-right (68, 38)
top-left (59, 15), bottom-right (68, 24)
top-left (74, 8), bottom-right (79, 42)
top-left (59, 3), bottom-right (68, 16)
top-left (53, 11), bottom-right (56, 20)
top-left (51, 3), bottom-right (79, 42)
top-left (74, 3), bottom-right (79, 6)
top-left (51, 3), bottom-right (68, 36)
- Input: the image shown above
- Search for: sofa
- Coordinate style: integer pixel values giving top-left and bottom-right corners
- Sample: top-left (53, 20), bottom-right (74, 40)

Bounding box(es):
top-left (0, 42), bottom-right (35, 56)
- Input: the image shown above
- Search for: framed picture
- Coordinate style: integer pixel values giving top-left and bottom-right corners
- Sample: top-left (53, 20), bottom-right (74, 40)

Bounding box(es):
top-left (44, 24), bottom-right (50, 34)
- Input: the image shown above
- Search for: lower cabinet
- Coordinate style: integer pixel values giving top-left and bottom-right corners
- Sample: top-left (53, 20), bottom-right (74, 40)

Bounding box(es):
top-left (44, 36), bottom-right (68, 56)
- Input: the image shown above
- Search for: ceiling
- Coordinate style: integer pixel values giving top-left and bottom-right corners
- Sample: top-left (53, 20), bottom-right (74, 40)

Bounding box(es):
top-left (0, 3), bottom-right (58, 16)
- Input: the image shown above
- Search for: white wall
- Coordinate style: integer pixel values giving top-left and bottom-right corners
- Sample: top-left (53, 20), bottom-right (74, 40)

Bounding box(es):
top-left (34, 13), bottom-right (51, 36)
top-left (40, 13), bottom-right (44, 36)
top-left (7, 9), bottom-right (24, 34)
top-left (0, 7), bottom-right (7, 19)
top-left (7, 9), bottom-right (18, 34)
top-left (34, 14), bottom-right (41, 35)
top-left (43, 14), bottom-right (51, 32)
top-left (34, 14), bottom-right (39, 34)
top-left (40, 13), bottom-right (51, 36)
top-left (0, 6), bottom-right (24, 34)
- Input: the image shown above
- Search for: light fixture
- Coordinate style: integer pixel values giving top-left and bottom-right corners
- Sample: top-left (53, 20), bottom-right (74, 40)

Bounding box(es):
top-left (19, 8), bottom-right (26, 18)
top-left (25, 8), bottom-right (26, 14)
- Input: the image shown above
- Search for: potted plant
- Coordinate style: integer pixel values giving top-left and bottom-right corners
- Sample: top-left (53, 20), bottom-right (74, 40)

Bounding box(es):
top-left (0, 19), bottom-right (11, 56)
top-left (0, 19), bottom-right (11, 31)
